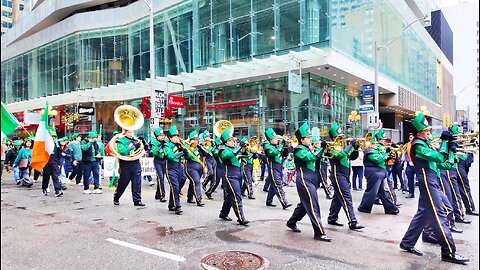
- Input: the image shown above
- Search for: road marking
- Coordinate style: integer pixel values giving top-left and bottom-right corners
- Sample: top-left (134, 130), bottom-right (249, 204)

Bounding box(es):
top-left (105, 238), bottom-right (186, 262)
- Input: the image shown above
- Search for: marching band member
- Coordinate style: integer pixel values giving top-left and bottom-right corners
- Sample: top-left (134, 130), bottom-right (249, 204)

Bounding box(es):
top-left (450, 123), bottom-right (479, 216)
top-left (313, 138), bottom-right (332, 199)
top-left (163, 125), bottom-right (185, 215)
top-left (239, 137), bottom-right (256, 200)
top-left (358, 129), bottom-right (399, 215)
top-left (263, 128), bottom-right (292, 209)
top-left (218, 128), bottom-right (249, 226)
top-left (185, 130), bottom-right (206, 207)
top-left (399, 112), bottom-right (469, 264)
top-left (205, 137), bottom-right (224, 199)
top-left (113, 129), bottom-right (144, 206)
top-left (286, 123), bottom-right (331, 242)
top-left (200, 130), bottom-right (216, 192)
top-left (326, 123), bottom-right (364, 230)
top-left (151, 127), bottom-right (167, 202)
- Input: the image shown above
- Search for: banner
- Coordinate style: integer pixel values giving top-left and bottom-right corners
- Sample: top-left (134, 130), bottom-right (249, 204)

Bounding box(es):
top-left (103, 157), bottom-right (156, 177)
top-left (288, 71), bottom-right (302, 93)
top-left (359, 84), bottom-right (375, 113)
top-left (151, 90), bottom-right (166, 119)
top-left (78, 106), bottom-right (95, 115)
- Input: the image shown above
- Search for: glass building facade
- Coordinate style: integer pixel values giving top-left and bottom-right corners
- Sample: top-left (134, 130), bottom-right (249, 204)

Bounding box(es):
top-left (2, 0), bottom-right (440, 136)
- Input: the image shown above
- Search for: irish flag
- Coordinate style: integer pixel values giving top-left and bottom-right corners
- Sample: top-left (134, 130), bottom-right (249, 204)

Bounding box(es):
top-left (31, 103), bottom-right (55, 171)
top-left (1, 102), bottom-right (19, 138)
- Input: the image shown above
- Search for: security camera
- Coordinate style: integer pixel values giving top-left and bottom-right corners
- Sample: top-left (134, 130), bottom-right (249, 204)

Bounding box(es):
top-left (324, 66), bottom-right (330, 70)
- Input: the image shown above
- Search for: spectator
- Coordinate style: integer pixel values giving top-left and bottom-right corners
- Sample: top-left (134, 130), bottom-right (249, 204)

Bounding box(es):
top-left (350, 147), bottom-right (364, 191)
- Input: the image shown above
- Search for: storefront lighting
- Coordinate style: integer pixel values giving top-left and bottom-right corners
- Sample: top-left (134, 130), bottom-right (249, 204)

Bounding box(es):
top-left (333, 74), bottom-right (337, 76)
top-left (270, 36), bottom-right (276, 40)
top-left (354, 82), bottom-right (358, 84)
top-left (317, 67), bottom-right (321, 70)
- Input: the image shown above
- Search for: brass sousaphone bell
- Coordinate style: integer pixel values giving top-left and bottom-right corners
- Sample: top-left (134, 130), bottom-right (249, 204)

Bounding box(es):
top-left (213, 120), bottom-right (234, 138)
top-left (109, 105), bottom-right (146, 161)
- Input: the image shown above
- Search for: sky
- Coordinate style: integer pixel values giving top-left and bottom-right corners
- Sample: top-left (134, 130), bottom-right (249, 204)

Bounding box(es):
top-left (441, 0), bottom-right (479, 126)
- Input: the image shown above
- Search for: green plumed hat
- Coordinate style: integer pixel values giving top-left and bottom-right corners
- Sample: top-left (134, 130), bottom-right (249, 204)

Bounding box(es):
top-left (329, 122), bottom-right (344, 139)
top-left (215, 136), bottom-right (222, 146)
top-left (265, 128), bottom-right (277, 141)
top-left (112, 130), bottom-right (121, 136)
top-left (71, 133), bottom-right (80, 140)
top-left (58, 137), bottom-right (68, 143)
top-left (412, 112), bottom-right (431, 133)
top-left (153, 127), bottom-right (164, 137)
top-left (189, 130), bottom-right (199, 140)
top-left (295, 122), bottom-right (311, 140)
top-left (312, 136), bottom-right (318, 143)
top-left (199, 130), bottom-right (210, 141)
top-left (221, 128), bottom-right (232, 143)
top-left (374, 128), bottom-right (386, 140)
top-left (13, 140), bottom-right (22, 147)
top-left (87, 131), bottom-right (97, 138)
top-left (167, 125), bottom-right (180, 137)
top-left (240, 136), bottom-right (248, 144)
top-left (449, 123), bottom-right (460, 135)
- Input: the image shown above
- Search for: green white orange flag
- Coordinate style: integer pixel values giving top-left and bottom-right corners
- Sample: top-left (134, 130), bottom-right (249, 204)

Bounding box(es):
top-left (31, 103), bottom-right (55, 171)
top-left (1, 102), bottom-right (19, 138)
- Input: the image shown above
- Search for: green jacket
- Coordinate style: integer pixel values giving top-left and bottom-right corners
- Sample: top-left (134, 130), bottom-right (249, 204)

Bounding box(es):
top-left (151, 139), bottom-right (165, 159)
top-left (14, 148), bottom-right (31, 166)
top-left (68, 141), bottom-right (82, 161)
top-left (413, 139), bottom-right (448, 174)
top-left (163, 141), bottom-right (183, 162)
top-left (264, 141), bottom-right (283, 164)
top-left (294, 145), bottom-right (317, 172)
top-left (331, 146), bottom-right (354, 168)
top-left (364, 145), bottom-right (388, 169)
top-left (220, 146), bottom-right (241, 167)
top-left (116, 136), bottom-right (139, 156)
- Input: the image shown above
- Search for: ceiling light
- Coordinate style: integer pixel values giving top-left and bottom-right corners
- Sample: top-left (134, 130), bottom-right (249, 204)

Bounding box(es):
top-left (333, 74), bottom-right (337, 76)
top-left (317, 67), bottom-right (321, 70)
top-left (354, 82), bottom-right (358, 84)
top-left (341, 76), bottom-right (344, 79)
top-left (380, 91), bottom-right (383, 94)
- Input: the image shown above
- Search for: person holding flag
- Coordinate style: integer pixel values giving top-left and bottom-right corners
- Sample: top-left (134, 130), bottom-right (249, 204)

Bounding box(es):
top-left (30, 103), bottom-right (63, 197)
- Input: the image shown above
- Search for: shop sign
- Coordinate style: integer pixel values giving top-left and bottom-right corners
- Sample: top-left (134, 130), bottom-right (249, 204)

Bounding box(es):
top-left (78, 106), bottom-right (95, 115)
top-left (359, 84), bottom-right (375, 113)
top-left (206, 99), bottom-right (257, 110)
top-left (151, 90), bottom-right (166, 118)
top-left (288, 71), bottom-right (302, 93)
top-left (23, 110), bottom-right (42, 125)
top-left (167, 94), bottom-right (185, 108)
top-left (322, 85), bottom-right (331, 107)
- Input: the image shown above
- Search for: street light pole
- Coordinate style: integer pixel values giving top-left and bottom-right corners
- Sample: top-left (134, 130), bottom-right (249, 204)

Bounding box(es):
top-left (142, 0), bottom-right (155, 129)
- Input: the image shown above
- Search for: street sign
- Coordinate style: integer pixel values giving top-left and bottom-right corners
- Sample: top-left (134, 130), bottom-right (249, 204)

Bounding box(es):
top-left (360, 84), bottom-right (375, 113)
top-left (151, 90), bottom-right (166, 119)
top-left (288, 71), bottom-right (302, 93)
top-left (367, 112), bottom-right (380, 127)
top-left (461, 120), bottom-right (468, 133)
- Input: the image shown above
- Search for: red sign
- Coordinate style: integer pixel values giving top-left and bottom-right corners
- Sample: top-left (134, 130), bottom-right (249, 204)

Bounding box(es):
top-left (164, 107), bottom-right (174, 118)
top-left (206, 99), bottom-right (257, 110)
top-left (322, 90), bottom-right (331, 107)
top-left (167, 94), bottom-right (185, 108)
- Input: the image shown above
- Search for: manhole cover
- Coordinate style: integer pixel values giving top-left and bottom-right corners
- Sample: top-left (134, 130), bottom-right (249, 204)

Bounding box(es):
top-left (200, 250), bottom-right (268, 270)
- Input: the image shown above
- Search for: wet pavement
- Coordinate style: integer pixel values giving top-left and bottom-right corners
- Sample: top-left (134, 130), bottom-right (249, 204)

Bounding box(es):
top-left (1, 157), bottom-right (479, 269)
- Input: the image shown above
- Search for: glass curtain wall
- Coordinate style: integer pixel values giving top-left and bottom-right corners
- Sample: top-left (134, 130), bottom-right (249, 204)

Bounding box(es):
top-left (330, 0), bottom-right (438, 102)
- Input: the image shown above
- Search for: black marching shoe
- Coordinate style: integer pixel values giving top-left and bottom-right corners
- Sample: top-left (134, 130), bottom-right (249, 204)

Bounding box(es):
top-left (238, 219), bottom-right (250, 226)
top-left (168, 207), bottom-right (175, 211)
top-left (286, 223), bottom-right (301, 233)
top-left (42, 189), bottom-right (48, 196)
top-left (248, 195), bottom-right (255, 200)
top-left (197, 202), bottom-right (205, 207)
top-left (266, 203), bottom-right (277, 207)
top-left (55, 191), bottom-right (63, 197)
top-left (441, 253), bottom-right (469, 264)
top-left (283, 203), bottom-right (293, 210)
top-left (466, 210), bottom-right (479, 216)
top-left (174, 208), bottom-right (183, 215)
top-left (450, 225), bottom-right (463, 233)
top-left (328, 220), bottom-right (344, 227)
top-left (219, 214), bottom-right (232, 221)
top-left (134, 202), bottom-right (146, 207)
top-left (187, 200), bottom-right (196, 204)
top-left (385, 209), bottom-right (400, 215)
top-left (406, 194), bottom-right (415, 199)
top-left (113, 200), bottom-right (120, 206)
top-left (399, 244), bottom-right (423, 256)
top-left (314, 235), bottom-right (331, 242)
top-left (326, 195), bottom-right (333, 200)
top-left (357, 208), bottom-right (371, 214)
top-left (422, 234), bottom-right (438, 244)
top-left (349, 223), bottom-right (365, 230)
top-left (455, 217), bottom-right (472, 224)
top-left (206, 192), bottom-right (213, 200)
top-left (160, 198), bottom-right (167, 202)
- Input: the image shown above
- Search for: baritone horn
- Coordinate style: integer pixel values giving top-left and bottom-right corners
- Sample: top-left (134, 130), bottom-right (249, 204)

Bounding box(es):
top-left (213, 120), bottom-right (234, 137)
top-left (109, 105), bottom-right (145, 161)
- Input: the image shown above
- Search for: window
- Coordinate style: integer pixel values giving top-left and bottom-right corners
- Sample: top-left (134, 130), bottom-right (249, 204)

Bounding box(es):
top-left (189, 112), bottom-right (198, 125)
top-left (204, 111), bottom-right (212, 124)
top-left (189, 95), bottom-right (198, 105)
top-left (19, 3), bottom-right (24, 10)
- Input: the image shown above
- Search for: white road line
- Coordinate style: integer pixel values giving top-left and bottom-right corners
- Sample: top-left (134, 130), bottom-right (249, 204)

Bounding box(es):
top-left (106, 238), bottom-right (186, 262)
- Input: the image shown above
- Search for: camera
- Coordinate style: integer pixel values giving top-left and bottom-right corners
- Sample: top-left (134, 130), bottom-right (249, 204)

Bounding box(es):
top-left (324, 66), bottom-right (330, 70)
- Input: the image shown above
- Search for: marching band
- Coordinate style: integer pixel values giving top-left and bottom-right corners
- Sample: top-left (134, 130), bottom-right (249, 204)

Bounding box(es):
top-left (4, 105), bottom-right (479, 265)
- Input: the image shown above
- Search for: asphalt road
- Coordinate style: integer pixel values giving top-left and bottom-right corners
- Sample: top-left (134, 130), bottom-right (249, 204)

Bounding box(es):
top-left (1, 158), bottom-right (479, 270)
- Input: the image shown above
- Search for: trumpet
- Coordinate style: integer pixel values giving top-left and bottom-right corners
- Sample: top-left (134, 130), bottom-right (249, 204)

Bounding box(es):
top-left (323, 137), bottom-right (345, 158)
top-left (343, 133), bottom-right (374, 149)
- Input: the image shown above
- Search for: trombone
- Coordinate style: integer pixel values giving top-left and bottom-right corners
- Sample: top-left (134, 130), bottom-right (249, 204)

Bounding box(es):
top-left (179, 138), bottom-right (207, 173)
